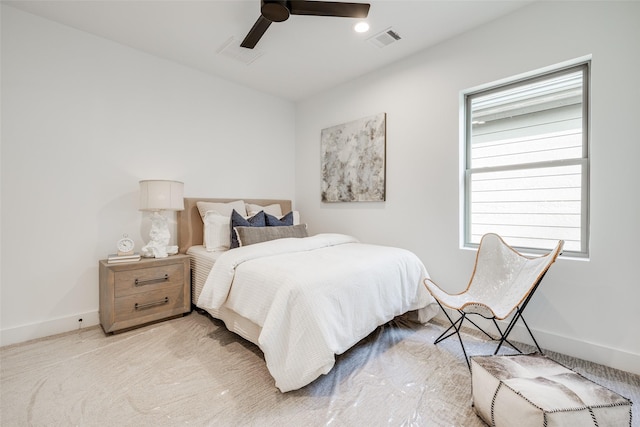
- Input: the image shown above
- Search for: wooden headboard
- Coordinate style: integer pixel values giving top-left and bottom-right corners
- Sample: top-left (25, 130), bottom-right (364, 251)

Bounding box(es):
top-left (177, 198), bottom-right (293, 253)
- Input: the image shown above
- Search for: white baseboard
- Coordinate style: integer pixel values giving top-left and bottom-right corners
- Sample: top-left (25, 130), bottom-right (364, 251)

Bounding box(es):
top-left (3, 310), bottom-right (638, 377)
top-left (0, 310), bottom-right (100, 347)
top-left (432, 312), bottom-right (640, 376)
top-left (532, 327), bottom-right (640, 375)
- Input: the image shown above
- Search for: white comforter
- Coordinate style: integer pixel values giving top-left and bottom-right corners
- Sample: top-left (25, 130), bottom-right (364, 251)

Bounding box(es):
top-left (197, 233), bottom-right (438, 392)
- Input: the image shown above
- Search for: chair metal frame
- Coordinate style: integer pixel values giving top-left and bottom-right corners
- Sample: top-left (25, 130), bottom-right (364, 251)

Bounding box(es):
top-left (425, 234), bottom-right (564, 369)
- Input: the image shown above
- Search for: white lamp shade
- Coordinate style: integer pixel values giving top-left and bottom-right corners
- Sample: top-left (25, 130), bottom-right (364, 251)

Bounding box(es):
top-left (139, 180), bottom-right (184, 211)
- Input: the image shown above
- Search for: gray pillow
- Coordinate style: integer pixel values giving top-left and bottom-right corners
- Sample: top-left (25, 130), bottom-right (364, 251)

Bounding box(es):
top-left (234, 224), bottom-right (308, 247)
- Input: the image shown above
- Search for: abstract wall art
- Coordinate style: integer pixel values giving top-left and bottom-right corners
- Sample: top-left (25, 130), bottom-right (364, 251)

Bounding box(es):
top-left (321, 113), bottom-right (386, 202)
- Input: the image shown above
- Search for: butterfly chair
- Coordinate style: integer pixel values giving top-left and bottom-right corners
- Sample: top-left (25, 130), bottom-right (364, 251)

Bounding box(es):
top-left (424, 233), bottom-right (564, 369)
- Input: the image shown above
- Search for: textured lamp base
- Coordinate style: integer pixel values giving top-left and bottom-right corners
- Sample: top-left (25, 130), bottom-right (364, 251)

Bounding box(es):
top-left (141, 211), bottom-right (174, 258)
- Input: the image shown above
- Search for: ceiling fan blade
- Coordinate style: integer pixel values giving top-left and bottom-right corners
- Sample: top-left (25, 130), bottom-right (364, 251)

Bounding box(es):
top-left (288, 1), bottom-right (370, 18)
top-left (241, 15), bottom-right (273, 49)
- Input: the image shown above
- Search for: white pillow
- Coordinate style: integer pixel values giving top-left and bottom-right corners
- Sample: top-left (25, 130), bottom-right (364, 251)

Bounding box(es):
top-left (203, 212), bottom-right (231, 251)
top-left (246, 202), bottom-right (282, 217)
top-left (246, 203), bottom-right (300, 225)
top-left (197, 200), bottom-right (246, 219)
top-left (291, 211), bottom-right (300, 225)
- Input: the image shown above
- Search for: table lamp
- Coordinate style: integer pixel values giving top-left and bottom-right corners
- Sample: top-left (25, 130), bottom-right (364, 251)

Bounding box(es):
top-left (139, 180), bottom-right (184, 258)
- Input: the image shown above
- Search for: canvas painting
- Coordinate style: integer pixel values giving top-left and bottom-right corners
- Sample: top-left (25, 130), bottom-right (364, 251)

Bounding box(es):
top-left (321, 113), bottom-right (386, 202)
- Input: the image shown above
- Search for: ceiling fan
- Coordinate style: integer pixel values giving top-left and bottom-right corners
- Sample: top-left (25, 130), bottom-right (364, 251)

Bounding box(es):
top-left (240, 1), bottom-right (371, 49)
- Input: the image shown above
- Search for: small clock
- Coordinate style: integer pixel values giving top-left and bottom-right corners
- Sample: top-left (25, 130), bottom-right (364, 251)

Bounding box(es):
top-left (117, 234), bottom-right (135, 256)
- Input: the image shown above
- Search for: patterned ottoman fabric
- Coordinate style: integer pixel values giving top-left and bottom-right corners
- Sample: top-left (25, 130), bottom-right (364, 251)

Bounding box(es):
top-left (471, 353), bottom-right (632, 427)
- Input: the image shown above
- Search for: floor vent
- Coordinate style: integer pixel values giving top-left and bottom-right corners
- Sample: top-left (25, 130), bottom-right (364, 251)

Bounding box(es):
top-left (368, 28), bottom-right (402, 48)
top-left (217, 36), bottom-right (264, 65)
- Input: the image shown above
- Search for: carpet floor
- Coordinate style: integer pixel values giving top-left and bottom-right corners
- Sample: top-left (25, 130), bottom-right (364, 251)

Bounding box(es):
top-left (1, 312), bottom-right (638, 426)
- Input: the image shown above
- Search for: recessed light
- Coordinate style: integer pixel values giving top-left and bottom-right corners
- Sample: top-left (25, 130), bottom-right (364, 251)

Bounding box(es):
top-left (354, 22), bottom-right (370, 33)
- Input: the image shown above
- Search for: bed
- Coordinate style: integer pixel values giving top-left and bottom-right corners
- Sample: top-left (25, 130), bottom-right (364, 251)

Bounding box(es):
top-left (178, 198), bottom-right (438, 392)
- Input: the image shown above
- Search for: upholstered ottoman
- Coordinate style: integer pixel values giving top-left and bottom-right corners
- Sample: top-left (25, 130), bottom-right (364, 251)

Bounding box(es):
top-left (471, 353), bottom-right (632, 426)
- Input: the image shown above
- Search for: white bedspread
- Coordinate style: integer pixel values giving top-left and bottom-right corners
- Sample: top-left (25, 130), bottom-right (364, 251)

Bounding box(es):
top-left (197, 233), bottom-right (438, 392)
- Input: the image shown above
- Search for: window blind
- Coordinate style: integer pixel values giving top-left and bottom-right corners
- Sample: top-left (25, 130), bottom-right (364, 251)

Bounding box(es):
top-left (464, 64), bottom-right (589, 255)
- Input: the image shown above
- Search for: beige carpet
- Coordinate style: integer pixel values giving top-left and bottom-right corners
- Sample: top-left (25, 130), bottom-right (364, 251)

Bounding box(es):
top-left (1, 312), bottom-right (638, 426)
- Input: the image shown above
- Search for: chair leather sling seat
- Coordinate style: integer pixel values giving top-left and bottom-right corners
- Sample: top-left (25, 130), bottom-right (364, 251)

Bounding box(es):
top-left (424, 233), bottom-right (564, 368)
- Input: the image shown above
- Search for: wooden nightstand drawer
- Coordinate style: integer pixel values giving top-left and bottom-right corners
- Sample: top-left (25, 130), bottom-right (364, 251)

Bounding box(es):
top-left (114, 263), bottom-right (184, 297)
top-left (114, 285), bottom-right (186, 330)
top-left (99, 254), bottom-right (190, 334)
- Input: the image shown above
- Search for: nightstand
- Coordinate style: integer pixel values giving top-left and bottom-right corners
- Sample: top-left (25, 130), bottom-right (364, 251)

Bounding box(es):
top-left (99, 254), bottom-right (191, 334)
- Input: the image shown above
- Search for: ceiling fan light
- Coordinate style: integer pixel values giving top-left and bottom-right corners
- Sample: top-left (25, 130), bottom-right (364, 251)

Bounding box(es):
top-left (354, 22), bottom-right (370, 33)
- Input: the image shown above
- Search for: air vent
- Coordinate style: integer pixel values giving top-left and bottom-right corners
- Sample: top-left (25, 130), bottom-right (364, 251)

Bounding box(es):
top-left (368, 28), bottom-right (402, 48)
top-left (217, 36), bottom-right (264, 65)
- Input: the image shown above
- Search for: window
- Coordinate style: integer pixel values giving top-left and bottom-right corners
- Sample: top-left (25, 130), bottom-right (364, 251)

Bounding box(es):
top-left (463, 62), bottom-right (589, 256)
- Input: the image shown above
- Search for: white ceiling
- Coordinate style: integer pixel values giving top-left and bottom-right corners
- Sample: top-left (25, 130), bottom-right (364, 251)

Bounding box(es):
top-left (5, 0), bottom-right (533, 101)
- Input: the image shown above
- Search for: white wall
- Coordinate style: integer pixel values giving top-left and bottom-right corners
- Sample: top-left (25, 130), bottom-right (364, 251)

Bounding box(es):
top-left (0, 5), bottom-right (295, 344)
top-left (295, 1), bottom-right (640, 374)
top-left (3, 2), bottom-right (639, 376)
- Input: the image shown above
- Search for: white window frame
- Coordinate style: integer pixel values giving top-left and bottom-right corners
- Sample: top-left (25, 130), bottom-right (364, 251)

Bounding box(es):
top-left (460, 58), bottom-right (590, 257)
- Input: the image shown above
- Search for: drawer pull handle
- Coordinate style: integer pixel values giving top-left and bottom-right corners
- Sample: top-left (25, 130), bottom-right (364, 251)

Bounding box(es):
top-left (135, 274), bottom-right (169, 286)
top-left (135, 297), bottom-right (169, 310)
